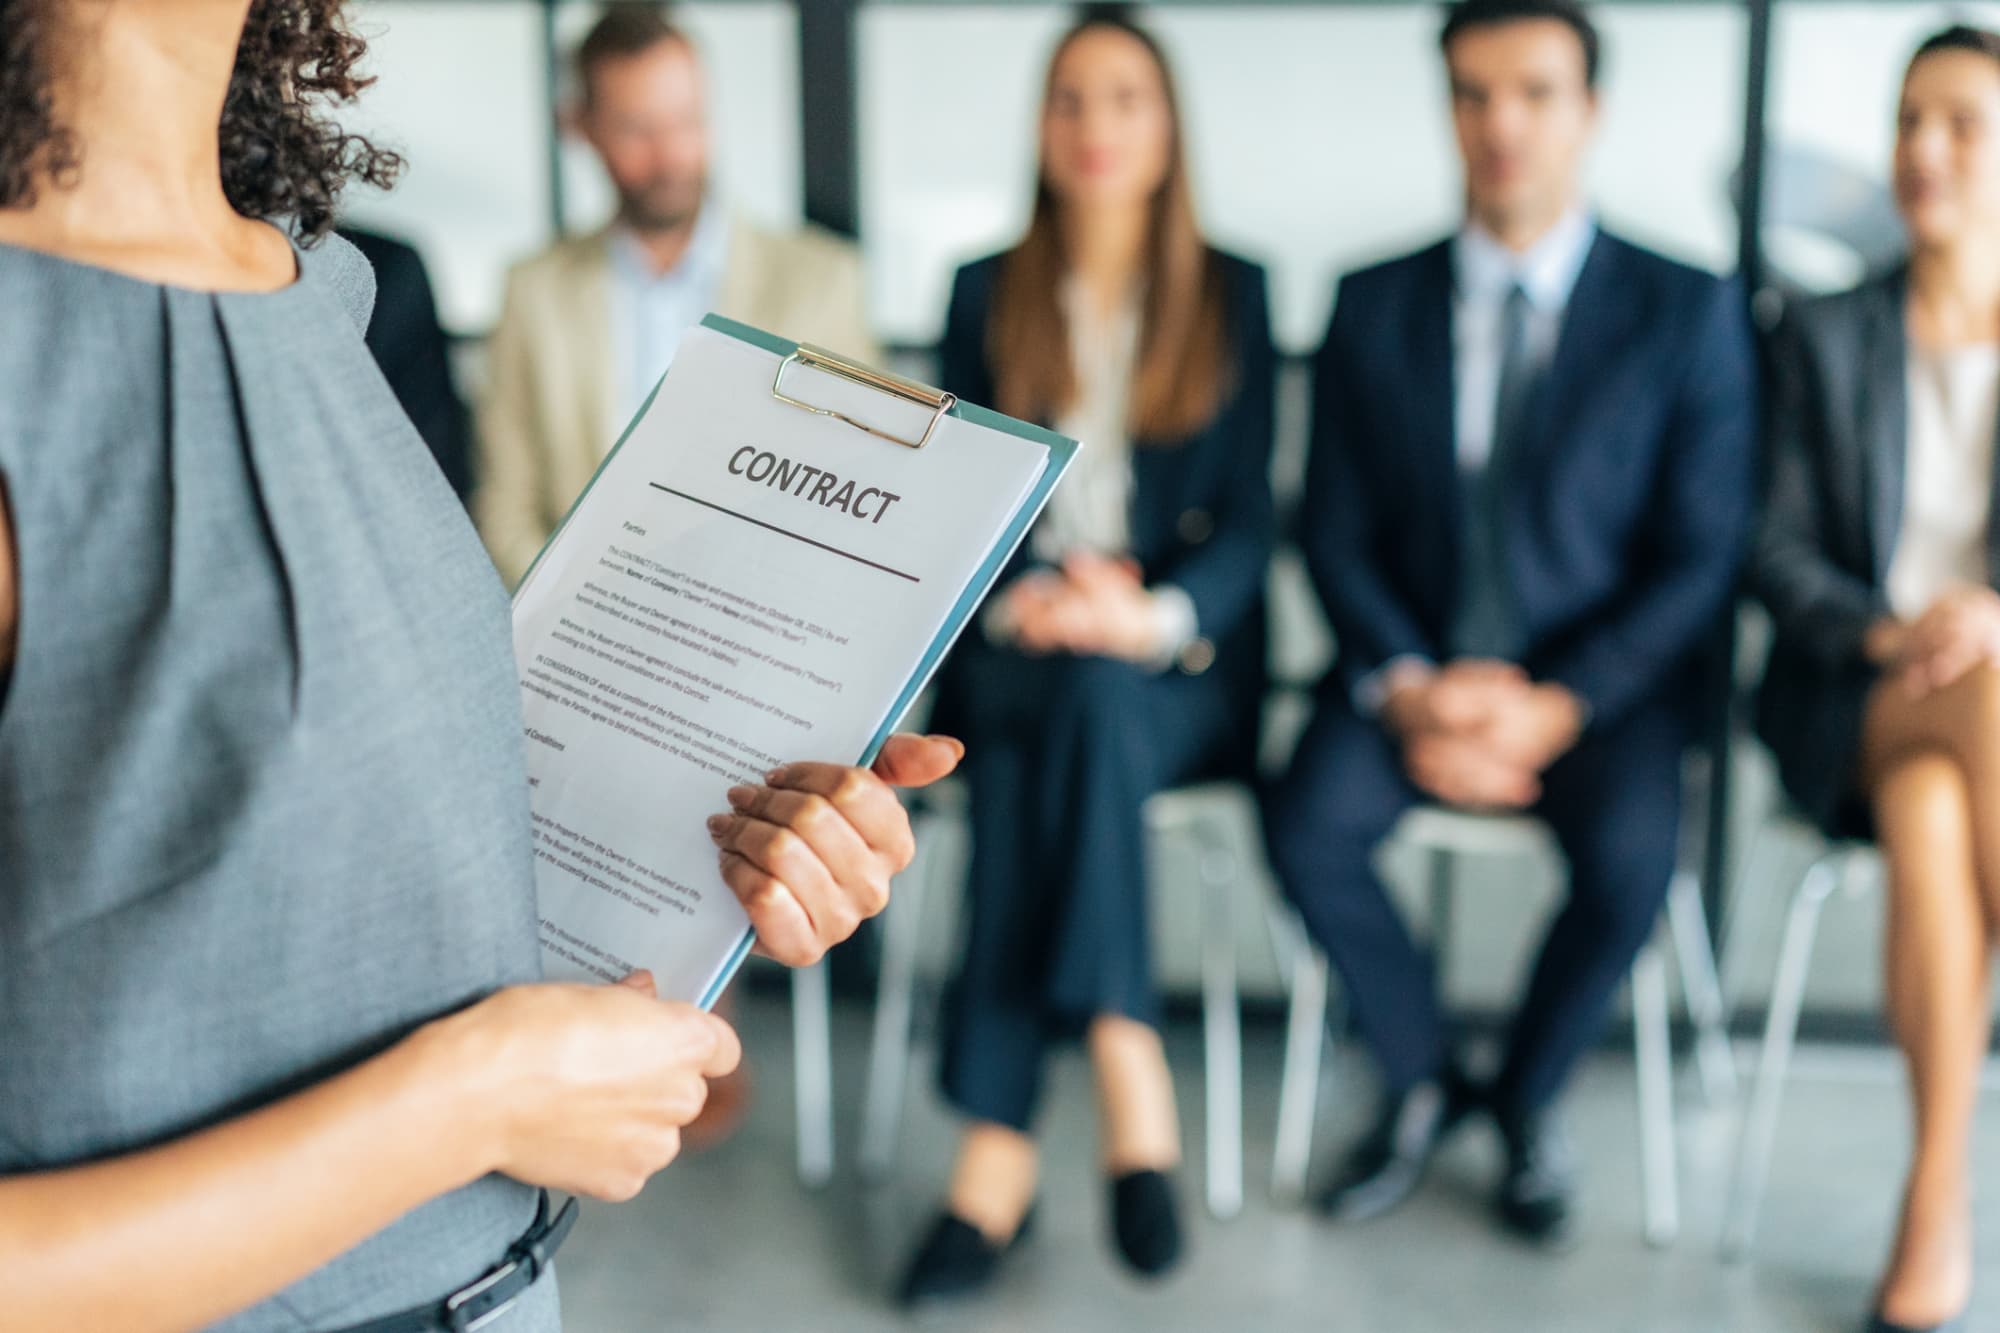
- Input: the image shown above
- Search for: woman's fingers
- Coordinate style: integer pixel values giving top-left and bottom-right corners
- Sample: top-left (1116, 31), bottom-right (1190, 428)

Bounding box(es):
top-left (708, 813), bottom-right (845, 962)
top-left (871, 733), bottom-right (964, 789)
top-left (718, 847), bottom-right (822, 966)
top-left (689, 1010), bottom-right (743, 1079)
top-left (770, 761), bottom-right (919, 868)
top-left (704, 746), bottom-right (959, 964)
top-left (725, 783), bottom-right (881, 910)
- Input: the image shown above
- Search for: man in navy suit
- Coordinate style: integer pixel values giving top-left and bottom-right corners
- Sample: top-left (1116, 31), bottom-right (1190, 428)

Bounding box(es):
top-left (1266, 0), bottom-right (1757, 1247)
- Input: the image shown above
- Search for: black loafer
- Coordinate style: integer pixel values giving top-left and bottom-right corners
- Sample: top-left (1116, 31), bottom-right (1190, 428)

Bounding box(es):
top-left (1317, 1069), bottom-right (1480, 1224)
top-left (1494, 1109), bottom-right (1579, 1251)
top-left (895, 1208), bottom-right (1034, 1308)
top-left (1109, 1169), bottom-right (1184, 1278)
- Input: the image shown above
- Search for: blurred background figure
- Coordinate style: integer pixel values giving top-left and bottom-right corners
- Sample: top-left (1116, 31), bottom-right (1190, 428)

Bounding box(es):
top-left (1754, 27), bottom-right (2000, 1333)
top-left (474, 3), bottom-right (876, 588)
top-left (1263, 0), bottom-right (1757, 1252)
top-left (898, 5), bottom-right (1275, 1308)
top-left (475, 2), bottom-right (879, 1156)
top-left (339, 224), bottom-right (475, 501)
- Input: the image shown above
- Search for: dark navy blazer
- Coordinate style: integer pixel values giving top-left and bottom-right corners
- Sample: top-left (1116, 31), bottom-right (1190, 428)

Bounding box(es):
top-left (1301, 230), bottom-right (1760, 728)
top-left (934, 248), bottom-right (1277, 742)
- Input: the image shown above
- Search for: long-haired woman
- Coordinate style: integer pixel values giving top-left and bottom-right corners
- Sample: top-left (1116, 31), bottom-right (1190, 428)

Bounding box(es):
top-left (899, 4), bottom-right (1275, 1305)
top-left (1754, 25), bottom-right (2000, 1333)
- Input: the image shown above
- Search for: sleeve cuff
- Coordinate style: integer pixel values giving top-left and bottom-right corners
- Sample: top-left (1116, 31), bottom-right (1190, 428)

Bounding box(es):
top-left (981, 592), bottom-right (1019, 647)
top-left (1146, 584), bottom-right (1201, 671)
top-left (1353, 654), bottom-right (1436, 719)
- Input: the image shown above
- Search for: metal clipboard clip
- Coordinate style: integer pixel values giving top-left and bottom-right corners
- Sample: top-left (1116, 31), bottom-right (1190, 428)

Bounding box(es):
top-left (772, 343), bottom-right (958, 450)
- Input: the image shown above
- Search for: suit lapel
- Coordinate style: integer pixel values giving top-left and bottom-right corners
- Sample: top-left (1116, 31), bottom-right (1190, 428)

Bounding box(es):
top-left (1516, 232), bottom-right (1642, 480)
top-left (1861, 269), bottom-right (1908, 584)
top-left (1411, 242), bottom-right (1459, 507)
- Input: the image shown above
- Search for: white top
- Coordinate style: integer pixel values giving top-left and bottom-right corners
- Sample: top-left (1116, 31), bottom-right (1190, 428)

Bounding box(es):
top-left (609, 194), bottom-right (732, 421)
top-left (1039, 280), bottom-right (1142, 560)
top-left (983, 279), bottom-right (1196, 666)
top-left (1887, 342), bottom-right (2000, 619)
top-left (1450, 206), bottom-right (1597, 471)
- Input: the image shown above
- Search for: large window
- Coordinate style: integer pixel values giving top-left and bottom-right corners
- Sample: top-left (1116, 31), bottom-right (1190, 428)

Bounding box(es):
top-left (1762, 2), bottom-right (2000, 294)
top-left (342, 1), bottom-right (800, 333)
top-left (859, 3), bottom-right (1745, 354)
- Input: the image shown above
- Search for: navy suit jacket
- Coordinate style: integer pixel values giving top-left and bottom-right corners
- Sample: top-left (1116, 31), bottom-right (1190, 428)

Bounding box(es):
top-left (1302, 230), bottom-right (1759, 728)
top-left (935, 249), bottom-right (1277, 737)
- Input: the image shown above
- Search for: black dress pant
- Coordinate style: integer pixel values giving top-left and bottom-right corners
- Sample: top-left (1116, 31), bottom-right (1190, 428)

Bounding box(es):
top-left (1263, 693), bottom-right (1686, 1120)
top-left (937, 643), bottom-right (1239, 1131)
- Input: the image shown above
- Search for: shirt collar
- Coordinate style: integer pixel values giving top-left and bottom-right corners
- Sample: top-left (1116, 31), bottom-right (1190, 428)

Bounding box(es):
top-left (1453, 206), bottom-right (1597, 312)
top-left (609, 194), bottom-right (730, 287)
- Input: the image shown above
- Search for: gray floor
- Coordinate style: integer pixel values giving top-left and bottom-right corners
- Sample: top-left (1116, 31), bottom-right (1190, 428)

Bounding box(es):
top-left (551, 991), bottom-right (2000, 1332)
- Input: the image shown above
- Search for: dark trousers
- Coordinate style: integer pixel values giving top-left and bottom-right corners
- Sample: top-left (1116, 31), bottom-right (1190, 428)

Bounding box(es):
top-left (1263, 693), bottom-right (1686, 1120)
top-left (937, 646), bottom-right (1240, 1131)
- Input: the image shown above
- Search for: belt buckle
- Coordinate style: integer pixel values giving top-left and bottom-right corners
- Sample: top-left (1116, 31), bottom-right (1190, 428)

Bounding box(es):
top-left (443, 1258), bottom-right (521, 1333)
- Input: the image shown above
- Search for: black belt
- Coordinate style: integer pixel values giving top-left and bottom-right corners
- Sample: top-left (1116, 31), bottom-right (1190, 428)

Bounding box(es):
top-left (333, 1190), bottom-right (579, 1333)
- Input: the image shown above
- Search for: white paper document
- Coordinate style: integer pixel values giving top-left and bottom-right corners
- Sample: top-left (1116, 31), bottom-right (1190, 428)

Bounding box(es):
top-left (511, 321), bottom-right (1071, 1005)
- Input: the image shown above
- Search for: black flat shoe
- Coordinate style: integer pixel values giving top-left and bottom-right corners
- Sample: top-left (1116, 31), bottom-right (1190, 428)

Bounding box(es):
top-left (1494, 1108), bottom-right (1579, 1251)
top-left (895, 1208), bottom-right (1034, 1308)
top-left (1317, 1068), bottom-right (1480, 1224)
top-left (1109, 1169), bottom-right (1184, 1278)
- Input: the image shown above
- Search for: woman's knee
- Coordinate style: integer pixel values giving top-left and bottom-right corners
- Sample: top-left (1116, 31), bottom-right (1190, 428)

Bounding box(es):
top-left (1874, 749), bottom-right (1973, 848)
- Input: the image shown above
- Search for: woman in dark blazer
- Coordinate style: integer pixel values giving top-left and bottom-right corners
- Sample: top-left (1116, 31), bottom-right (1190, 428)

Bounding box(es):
top-left (897, 6), bottom-right (1275, 1306)
top-left (1753, 27), bottom-right (2000, 1333)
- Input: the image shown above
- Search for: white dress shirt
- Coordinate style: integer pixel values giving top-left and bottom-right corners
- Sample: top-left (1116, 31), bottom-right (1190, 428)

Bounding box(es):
top-left (1887, 343), bottom-right (2000, 620)
top-left (1451, 207), bottom-right (1597, 470)
top-left (609, 195), bottom-right (731, 423)
top-left (1353, 208), bottom-right (1598, 716)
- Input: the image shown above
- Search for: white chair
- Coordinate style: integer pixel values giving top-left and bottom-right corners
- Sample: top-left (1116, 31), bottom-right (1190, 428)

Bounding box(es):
top-left (1271, 804), bottom-right (1739, 1248)
top-left (789, 962), bottom-right (835, 1188)
top-left (857, 780), bottom-right (1269, 1220)
top-left (1719, 821), bottom-right (1881, 1260)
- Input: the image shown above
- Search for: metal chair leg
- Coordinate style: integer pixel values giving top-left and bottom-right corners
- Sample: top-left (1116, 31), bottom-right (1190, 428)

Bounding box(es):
top-left (792, 959), bottom-right (835, 1189)
top-left (1199, 826), bottom-right (1244, 1220)
top-left (1666, 869), bottom-right (1738, 1106)
top-left (1631, 940), bottom-right (1680, 1247)
top-left (1426, 846), bottom-right (1455, 960)
top-left (1271, 907), bottom-right (1329, 1206)
top-left (859, 821), bottom-right (942, 1182)
top-left (1720, 851), bottom-right (1845, 1261)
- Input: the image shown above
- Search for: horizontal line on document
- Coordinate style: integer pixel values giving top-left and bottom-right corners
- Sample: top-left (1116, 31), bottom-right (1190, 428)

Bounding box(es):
top-left (648, 484), bottom-right (922, 583)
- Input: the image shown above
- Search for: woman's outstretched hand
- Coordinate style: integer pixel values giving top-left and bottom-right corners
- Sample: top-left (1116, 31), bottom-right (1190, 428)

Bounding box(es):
top-left (707, 733), bottom-right (964, 966)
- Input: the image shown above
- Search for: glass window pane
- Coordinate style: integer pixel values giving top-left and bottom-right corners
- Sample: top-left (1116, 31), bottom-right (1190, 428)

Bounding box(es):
top-left (343, 1), bottom-right (547, 334)
top-left (554, 2), bottom-right (802, 239)
top-left (1765, 2), bottom-right (2000, 294)
top-left (341, 2), bottom-right (799, 334)
top-left (859, 3), bottom-right (1747, 354)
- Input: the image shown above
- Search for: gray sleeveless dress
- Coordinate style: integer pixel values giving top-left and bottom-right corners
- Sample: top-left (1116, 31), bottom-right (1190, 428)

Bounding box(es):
top-left (0, 233), bottom-right (560, 1331)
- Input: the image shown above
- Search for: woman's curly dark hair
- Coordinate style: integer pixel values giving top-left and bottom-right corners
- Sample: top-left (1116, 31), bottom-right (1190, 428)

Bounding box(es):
top-left (0, 0), bottom-right (402, 241)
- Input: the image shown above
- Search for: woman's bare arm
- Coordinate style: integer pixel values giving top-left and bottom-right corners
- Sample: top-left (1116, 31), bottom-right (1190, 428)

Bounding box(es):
top-left (3, 1024), bottom-right (490, 1332)
top-left (1, 980), bottom-right (739, 1333)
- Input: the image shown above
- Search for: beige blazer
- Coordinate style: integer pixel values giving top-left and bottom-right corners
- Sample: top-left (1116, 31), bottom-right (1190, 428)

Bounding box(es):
top-left (474, 215), bottom-right (880, 585)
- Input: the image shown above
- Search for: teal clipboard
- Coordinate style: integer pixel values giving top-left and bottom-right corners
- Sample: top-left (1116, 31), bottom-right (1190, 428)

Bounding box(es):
top-left (514, 315), bottom-right (1078, 1011)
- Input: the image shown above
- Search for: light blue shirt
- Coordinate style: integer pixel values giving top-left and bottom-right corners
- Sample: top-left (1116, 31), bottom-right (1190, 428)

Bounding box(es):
top-left (1353, 207), bottom-right (1598, 717)
top-left (1450, 206), bottom-right (1597, 471)
top-left (610, 197), bottom-right (731, 419)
